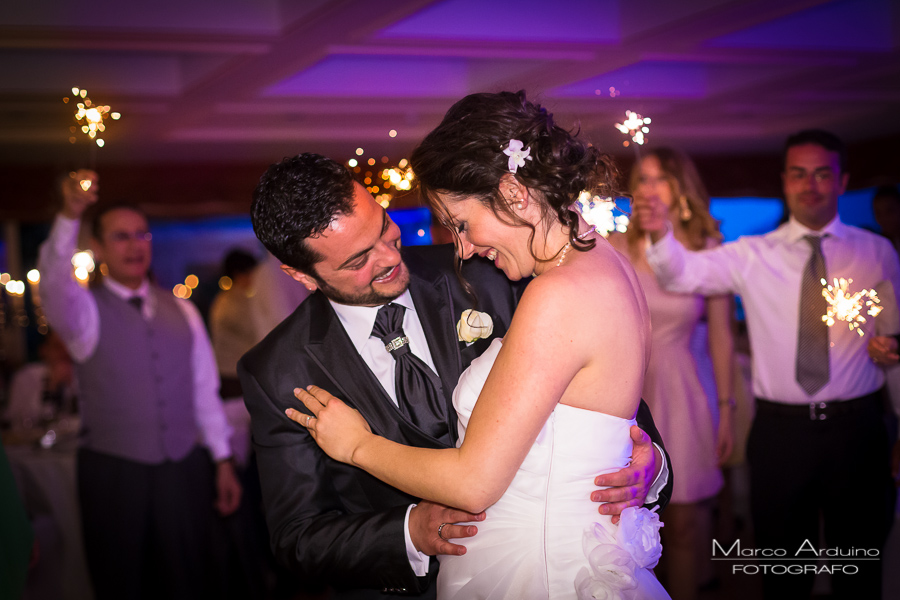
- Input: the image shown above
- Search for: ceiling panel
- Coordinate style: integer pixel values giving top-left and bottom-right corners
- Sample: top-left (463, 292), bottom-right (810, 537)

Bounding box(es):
top-left (554, 62), bottom-right (709, 98)
top-left (4, 0), bottom-right (284, 33)
top-left (709, 0), bottom-right (894, 50)
top-left (0, 0), bottom-right (896, 179)
top-left (0, 49), bottom-right (183, 95)
top-left (264, 55), bottom-right (471, 97)
top-left (377, 0), bottom-right (621, 42)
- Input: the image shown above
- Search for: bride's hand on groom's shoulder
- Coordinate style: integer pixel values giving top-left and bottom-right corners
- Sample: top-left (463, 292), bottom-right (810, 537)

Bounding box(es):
top-left (591, 426), bottom-right (656, 524)
top-left (287, 385), bottom-right (372, 465)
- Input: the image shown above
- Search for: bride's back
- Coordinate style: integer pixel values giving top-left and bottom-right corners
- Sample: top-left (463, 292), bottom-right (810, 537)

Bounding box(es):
top-left (519, 234), bottom-right (650, 420)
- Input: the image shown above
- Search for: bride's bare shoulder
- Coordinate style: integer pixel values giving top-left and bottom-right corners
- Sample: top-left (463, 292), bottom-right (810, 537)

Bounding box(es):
top-left (606, 231), bottom-right (629, 254)
top-left (516, 247), bottom-right (639, 324)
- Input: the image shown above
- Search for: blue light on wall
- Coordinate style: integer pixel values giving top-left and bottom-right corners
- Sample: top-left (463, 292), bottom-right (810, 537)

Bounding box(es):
top-left (148, 208), bottom-right (435, 290)
top-left (709, 197), bottom-right (784, 242)
top-left (390, 207), bottom-right (433, 246)
top-left (145, 189), bottom-right (886, 298)
top-left (708, 187), bottom-right (880, 243)
top-left (837, 188), bottom-right (878, 231)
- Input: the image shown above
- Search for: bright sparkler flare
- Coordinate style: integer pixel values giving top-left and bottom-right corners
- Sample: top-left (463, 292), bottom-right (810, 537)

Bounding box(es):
top-left (80, 179), bottom-right (92, 191)
top-left (575, 191), bottom-right (629, 237)
top-left (66, 88), bottom-right (120, 147)
top-left (820, 277), bottom-right (883, 337)
top-left (615, 110), bottom-right (651, 146)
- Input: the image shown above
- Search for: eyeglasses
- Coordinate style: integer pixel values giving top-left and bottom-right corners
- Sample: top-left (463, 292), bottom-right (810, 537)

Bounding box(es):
top-left (786, 168), bottom-right (835, 183)
top-left (106, 231), bottom-right (152, 243)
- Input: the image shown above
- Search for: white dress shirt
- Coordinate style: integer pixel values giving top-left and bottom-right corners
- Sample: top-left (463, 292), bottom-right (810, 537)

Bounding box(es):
top-left (37, 215), bottom-right (233, 461)
top-left (647, 216), bottom-right (900, 405)
top-left (330, 290), bottom-right (439, 407)
top-left (330, 291), bottom-right (437, 575)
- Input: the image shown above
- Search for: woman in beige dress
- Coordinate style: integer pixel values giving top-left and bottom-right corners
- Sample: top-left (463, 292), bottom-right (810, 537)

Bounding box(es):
top-left (609, 148), bottom-right (735, 599)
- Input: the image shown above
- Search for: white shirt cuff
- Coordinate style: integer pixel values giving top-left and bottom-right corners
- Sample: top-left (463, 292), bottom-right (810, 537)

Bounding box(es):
top-left (404, 504), bottom-right (430, 577)
top-left (645, 442), bottom-right (668, 504)
top-left (644, 225), bottom-right (674, 260)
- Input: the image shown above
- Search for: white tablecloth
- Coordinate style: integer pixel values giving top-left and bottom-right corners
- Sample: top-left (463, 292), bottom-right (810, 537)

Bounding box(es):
top-left (5, 443), bottom-right (93, 600)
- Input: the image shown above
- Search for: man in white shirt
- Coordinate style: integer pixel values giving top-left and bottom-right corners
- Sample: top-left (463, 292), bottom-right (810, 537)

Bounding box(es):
top-left (638, 130), bottom-right (900, 599)
top-left (239, 153), bottom-right (672, 599)
top-left (37, 170), bottom-right (242, 600)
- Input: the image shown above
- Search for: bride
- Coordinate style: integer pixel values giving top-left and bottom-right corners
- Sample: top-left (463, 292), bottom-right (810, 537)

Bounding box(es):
top-left (288, 91), bottom-right (670, 600)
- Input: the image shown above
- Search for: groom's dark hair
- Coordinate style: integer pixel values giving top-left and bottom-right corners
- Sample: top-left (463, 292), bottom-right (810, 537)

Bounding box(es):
top-left (251, 153), bottom-right (356, 273)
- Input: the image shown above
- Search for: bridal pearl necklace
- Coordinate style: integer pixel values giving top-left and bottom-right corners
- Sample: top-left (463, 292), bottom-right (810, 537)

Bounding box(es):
top-left (556, 226), bottom-right (597, 267)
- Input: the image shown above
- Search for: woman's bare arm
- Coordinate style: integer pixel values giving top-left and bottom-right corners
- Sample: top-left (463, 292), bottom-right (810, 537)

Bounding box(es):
top-left (292, 264), bottom-right (638, 513)
top-left (706, 291), bottom-right (735, 464)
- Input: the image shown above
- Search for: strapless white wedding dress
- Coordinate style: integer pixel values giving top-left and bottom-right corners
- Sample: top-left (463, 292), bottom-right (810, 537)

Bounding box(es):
top-left (437, 339), bottom-right (670, 600)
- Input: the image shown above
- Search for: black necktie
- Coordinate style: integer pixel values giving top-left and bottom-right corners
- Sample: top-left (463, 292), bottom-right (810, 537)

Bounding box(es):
top-left (128, 296), bottom-right (144, 313)
top-left (796, 235), bottom-right (830, 395)
top-left (372, 303), bottom-right (449, 439)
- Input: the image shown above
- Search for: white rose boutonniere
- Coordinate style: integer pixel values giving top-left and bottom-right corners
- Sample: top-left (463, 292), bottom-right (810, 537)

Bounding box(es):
top-left (457, 309), bottom-right (494, 343)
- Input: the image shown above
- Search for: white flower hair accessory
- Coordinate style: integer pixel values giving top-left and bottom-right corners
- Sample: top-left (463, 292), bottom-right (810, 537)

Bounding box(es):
top-left (457, 309), bottom-right (494, 343)
top-left (502, 139), bottom-right (532, 174)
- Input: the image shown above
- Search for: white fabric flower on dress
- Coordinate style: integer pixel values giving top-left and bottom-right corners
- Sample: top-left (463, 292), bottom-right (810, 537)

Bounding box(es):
top-left (574, 507), bottom-right (663, 599)
top-left (502, 139), bottom-right (532, 174)
top-left (575, 523), bottom-right (640, 599)
top-left (616, 506), bottom-right (663, 569)
top-left (457, 309), bottom-right (494, 343)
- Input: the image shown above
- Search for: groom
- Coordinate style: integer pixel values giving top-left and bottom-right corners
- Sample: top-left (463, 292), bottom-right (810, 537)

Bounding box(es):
top-left (239, 153), bottom-right (673, 599)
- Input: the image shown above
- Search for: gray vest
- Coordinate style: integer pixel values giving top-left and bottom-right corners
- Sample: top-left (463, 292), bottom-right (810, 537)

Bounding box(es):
top-left (77, 284), bottom-right (198, 464)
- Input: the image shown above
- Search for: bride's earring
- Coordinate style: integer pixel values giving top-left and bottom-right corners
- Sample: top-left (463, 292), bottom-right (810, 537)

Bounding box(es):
top-left (678, 195), bottom-right (692, 221)
top-left (507, 194), bottom-right (526, 210)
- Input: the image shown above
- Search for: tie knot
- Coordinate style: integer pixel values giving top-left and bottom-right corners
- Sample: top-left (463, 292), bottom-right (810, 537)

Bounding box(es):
top-left (373, 303), bottom-right (409, 357)
top-left (803, 234), bottom-right (825, 253)
top-left (128, 296), bottom-right (144, 312)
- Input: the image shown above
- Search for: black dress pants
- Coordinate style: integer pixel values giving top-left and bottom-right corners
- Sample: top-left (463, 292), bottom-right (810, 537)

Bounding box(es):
top-left (747, 391), bottom-right (895, 600)
top-left (77, 446), bottom-right (215, 600)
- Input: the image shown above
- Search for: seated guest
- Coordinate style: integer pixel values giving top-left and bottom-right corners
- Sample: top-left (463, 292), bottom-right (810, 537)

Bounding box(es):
top-left (6, 331), bottom-right (78, 430)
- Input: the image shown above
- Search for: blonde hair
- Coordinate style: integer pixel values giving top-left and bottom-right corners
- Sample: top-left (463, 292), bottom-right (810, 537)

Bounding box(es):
top-left (627, 147), bottom-right (720, 251)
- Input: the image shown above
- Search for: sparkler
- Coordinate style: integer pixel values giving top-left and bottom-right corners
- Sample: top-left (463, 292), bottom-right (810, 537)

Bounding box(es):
top-left (820, 277), bottom-right (882, 337)
top-left (615, 110), bottom-right (651, 147)
top-left (64, 87), bottom-right (121, 168)
top-left (575, 191), bottom-right (629, 237)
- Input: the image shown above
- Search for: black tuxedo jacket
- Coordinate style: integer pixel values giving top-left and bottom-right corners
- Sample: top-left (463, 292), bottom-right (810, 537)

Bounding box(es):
top-left (239, 245), bottom-right (672, 599)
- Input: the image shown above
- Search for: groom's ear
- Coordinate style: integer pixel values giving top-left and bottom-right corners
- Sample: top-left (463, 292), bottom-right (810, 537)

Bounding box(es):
top-left (281, 264), bottom-right (318, 292)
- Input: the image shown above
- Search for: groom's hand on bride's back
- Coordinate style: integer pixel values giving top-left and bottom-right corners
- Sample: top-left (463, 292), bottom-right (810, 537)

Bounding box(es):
top-left (591, 426), bottom-right (657, 524)
top-left (409, 500), bottom-right (485, 556)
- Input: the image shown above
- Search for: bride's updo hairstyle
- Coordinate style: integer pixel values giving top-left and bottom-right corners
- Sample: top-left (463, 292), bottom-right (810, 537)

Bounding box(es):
top-left (410, 90), bottom-right (619, 258)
